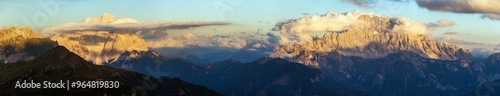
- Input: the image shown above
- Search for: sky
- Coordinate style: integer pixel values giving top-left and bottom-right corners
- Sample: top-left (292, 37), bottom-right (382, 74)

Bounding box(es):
top-left (1, 0), bottom-right (499, 45)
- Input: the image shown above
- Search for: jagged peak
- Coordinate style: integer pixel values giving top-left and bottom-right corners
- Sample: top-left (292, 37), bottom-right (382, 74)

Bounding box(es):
top-left (0, 27), bottom-right (42, 42)
top-left (52, 31), bottom-right (149, 65)
top-left (271, 14), bottom-right (473, 66)
top-left (83, 12), bottom-right (116, 24)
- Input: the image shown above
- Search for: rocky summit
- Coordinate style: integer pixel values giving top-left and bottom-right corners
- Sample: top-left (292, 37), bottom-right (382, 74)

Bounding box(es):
top-left (0, 27), bottom-right (57, 63)
top-left (52, 32), bottom-right (148, 65)
top-left (271, 14), bottom-right (473, 67)
top-left (83, 12), bottom-right (116, 24)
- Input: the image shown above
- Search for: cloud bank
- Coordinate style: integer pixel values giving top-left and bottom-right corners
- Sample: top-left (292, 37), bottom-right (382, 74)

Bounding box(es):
top-left (43, 21), bottom-right (230, 36)
top-left (146, 32), bottom-right (278, 50)
top-left (42, 13), bottom-right (230, 36)
top-left (434, 36), bottom-right (500, 58)
top-left (145, 32), bottom-right (280, 62)
top-left (427, 20), bottom-right (456, 27)
top-left (481, 14), bottom-right (500, 20)
top-left (344, 0), bottom-right (500, 21)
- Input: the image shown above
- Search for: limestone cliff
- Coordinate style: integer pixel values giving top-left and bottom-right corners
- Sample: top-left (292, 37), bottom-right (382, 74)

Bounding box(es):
top-left (51, 13), bottom-right (148, 64)
top-left (51, 31), bottom-right (148, 65)
top-left (271, 15), bottom-right (473, 67)
top-left (0, 27), bottom-right (57, 63)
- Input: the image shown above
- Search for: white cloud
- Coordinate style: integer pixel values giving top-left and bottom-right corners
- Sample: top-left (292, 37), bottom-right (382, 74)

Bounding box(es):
top-left (471, 48), bottom-right (500, 59)
top-left (443, 32), bottom-right (459, 35)
top-left (427, 20), bottom-right (456, 27)
top-left (42, 13), bottom-right (230, 37)
top-left (481, 14), bottom-right (500, 20)
top-left (433, 36), bottom-right (500, 58)
top-left (146, 32), bottom-right (278, 50)
top-left (273, 11), bottom-right (368, 33)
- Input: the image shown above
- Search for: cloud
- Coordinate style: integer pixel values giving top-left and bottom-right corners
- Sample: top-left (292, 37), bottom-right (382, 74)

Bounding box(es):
top-left (416, 0), bottom-right (500, 21)
top-left (481, 14), bottom-right (500, 20)
top-left (42, 13), bottom-right (230, 36)
top-left (146, 32), bottom-right (278, 50)
top-left (471, 48), bottom-right (500, 59)
top-left (443, 31), bottom-right (459, 35)
top-left (43, 21), bottom-right (230, 36)
top-left (341, 0), bottom-right (410, 8)
top-left (433, 36), bottom-right (499, 58)
top-left (427, 20), bottom-right (456, 27)
top-left (342, 0), bottom-right (372, 8)
top-left (433, 36), bottom-right (487, 47)
top-left (273, 11), bottom-right (362, 33)
top-left (416, 0), bottom-right (500, 14)
top-left (144, 31), bottom-right (280, 62)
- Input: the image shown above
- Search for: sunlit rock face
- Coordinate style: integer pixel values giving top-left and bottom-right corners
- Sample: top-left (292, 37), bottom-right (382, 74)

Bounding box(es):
top-left (0, 27), bottom-right (41, 40)
top-left (51, 32), bottom-right (148, 64)
top-left (271, 14), bottom-right (473, 67)
top-left (0, 27), bottom-right (57, 63)
top-left (51, 13), bottom-right (148, 65)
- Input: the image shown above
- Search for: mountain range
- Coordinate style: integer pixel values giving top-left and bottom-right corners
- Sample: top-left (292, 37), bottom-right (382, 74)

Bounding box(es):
top-left (104, 46), bottom-right (367, 95)
top-left (271, 14), bottom-right (473, 67)
top-left (1, 13), bottom-right (500, 96)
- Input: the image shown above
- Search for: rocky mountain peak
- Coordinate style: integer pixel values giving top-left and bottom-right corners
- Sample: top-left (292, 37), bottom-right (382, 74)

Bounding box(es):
top-left (83, 12), bottom-right (116, 24)
top-left (271, 15), bottom-right (473, 67)
top-left (0, 27), bottom-right (57, 63)
top-left (51, 31), bottom-right (148, 65)
top-left (0, 27), bottom-right (42, 42)
top-left (356, 14), bottom-right (393, 31)
top-left (52, 13), bottom-right (150, 65)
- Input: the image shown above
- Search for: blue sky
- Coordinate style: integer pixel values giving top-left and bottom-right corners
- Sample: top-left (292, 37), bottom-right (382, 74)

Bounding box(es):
top-left (1, 0), bottom-right (499, 44)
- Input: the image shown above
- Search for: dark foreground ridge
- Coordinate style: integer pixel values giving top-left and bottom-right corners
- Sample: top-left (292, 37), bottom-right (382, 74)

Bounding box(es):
top-left (0, 46), bottom-right (222, 96)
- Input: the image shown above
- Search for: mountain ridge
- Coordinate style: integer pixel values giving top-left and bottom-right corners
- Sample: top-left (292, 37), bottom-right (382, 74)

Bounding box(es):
top-left (0, 46), bottom-right (222, 95)
top-left (0, 27), bottom-right (57, 63)
top-left (271, 14), bottom-right (473, 67)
